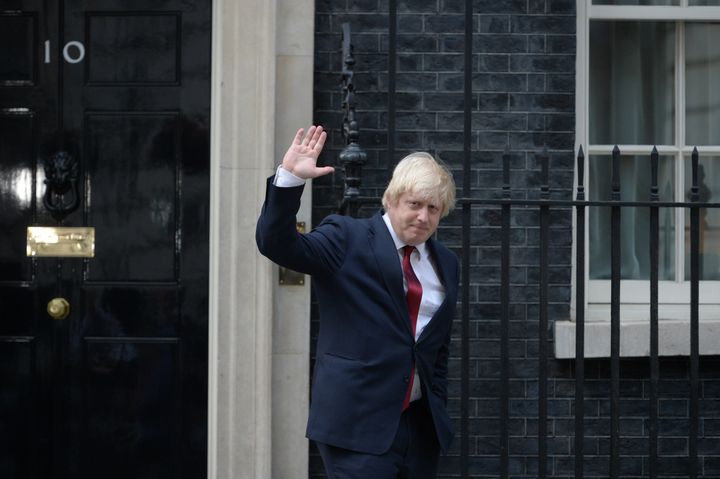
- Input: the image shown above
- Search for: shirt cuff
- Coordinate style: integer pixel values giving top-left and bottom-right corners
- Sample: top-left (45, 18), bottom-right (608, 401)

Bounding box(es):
top-left (273, 165), bottom-right (306, 187)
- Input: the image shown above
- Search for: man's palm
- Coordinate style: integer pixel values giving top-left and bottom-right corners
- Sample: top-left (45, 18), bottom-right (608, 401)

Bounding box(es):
top-left (282, 126), bottom-right (333, 179)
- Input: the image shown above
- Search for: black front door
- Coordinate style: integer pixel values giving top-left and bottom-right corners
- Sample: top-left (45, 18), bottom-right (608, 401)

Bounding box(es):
top-left (0, 1), bottom-right (210, 477)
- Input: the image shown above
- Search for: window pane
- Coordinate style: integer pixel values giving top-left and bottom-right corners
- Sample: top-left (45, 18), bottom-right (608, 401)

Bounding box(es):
top-left (686, 23), bottom-right (720, 146)
top-left (689, 1), bottom-right (720, 5)
top-left (589, 21), bottom-right (675, 145)
top-left (684, 156), bottom-right (720, 280)
top-left (593, 0), bottom-right (678, 4)
top-left (590, 155), bottom-right (675, 280)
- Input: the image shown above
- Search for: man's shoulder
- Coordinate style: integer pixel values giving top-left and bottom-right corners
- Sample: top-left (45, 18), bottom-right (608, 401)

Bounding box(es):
top-left (317, 213), bottom-right (376, 231)
top-left (429, 237), bottom-right (459, 265)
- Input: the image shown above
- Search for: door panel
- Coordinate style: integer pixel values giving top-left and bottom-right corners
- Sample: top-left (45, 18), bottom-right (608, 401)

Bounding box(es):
top-left (0, 13), bottom-right (37, 85)
top-left (0, 112), bottom-right (35, 281)
top-left (86, 13), bottom-right (180, 85)
top-left (83, 339), bottom-right (180, 477)
top-left (0, 339), bottom-right (35, 478)
top-left (0, 0), bottom-right (210, 477)
top-left (85, 113), bottom-right (179, 282)
top-left (0, 4), bottom-right (53, 478)
top-left (82, 288), bottom-right (179, 336)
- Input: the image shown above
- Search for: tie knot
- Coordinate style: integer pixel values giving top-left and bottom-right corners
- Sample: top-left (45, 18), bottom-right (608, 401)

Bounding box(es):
top-left (403, 245), bottom-right (415, 259)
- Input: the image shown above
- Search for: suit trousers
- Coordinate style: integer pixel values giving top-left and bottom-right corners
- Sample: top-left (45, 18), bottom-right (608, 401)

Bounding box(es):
top-left (316, 397), bottom-right (440, 479)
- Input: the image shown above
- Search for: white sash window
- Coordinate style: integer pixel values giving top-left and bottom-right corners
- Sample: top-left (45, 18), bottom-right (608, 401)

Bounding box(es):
top-left (558, 1), bottom-right (720, 357)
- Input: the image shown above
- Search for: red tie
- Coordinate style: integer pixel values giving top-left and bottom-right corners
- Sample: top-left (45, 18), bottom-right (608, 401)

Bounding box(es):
top-left (402, 245), bottom-right (422, 411)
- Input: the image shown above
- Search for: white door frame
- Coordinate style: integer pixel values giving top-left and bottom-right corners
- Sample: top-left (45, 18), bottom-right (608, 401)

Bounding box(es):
top-left (208, 0), bottom-right (316, 477)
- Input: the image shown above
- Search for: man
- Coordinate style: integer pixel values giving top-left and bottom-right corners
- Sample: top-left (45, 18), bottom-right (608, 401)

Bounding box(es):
top-left (256, 125), bottom-right (458, 479)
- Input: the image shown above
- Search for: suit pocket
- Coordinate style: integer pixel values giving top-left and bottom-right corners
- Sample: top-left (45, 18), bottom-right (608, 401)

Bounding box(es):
top-left (309, 354), bottom-right (369, 429)
top-left (324, 351), bottom-right (363, 362)
top-left (314, 353), bottom-right (368, 400)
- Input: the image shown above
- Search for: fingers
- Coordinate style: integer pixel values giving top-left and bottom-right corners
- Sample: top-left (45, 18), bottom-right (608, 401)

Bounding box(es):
top-left (314, 165), bottom-right (335, 178)
top-left (301, 125), bottom-right (324, 149)
top-left (292, 128), bottom-right (305, 145)
top-left (300, 125), bottom-right (317, 147)
top-left (312, 131), bottom-right (327, 154)
top-left (309, 125), bottom-right (324, 147)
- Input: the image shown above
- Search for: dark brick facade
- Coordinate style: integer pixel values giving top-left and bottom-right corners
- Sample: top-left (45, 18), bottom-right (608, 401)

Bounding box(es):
top-left (310, 1), bottom-right (720, 478)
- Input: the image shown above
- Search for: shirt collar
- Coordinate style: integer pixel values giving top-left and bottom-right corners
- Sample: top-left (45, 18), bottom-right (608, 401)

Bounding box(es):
top-left (382, 212), bottom-right (427, 258)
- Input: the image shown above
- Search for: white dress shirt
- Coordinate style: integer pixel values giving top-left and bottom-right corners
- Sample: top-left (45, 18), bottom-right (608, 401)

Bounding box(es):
top-left (382, 213), bottom-right (445, 402)
top-left (274, 165), bottom-right (305, 187)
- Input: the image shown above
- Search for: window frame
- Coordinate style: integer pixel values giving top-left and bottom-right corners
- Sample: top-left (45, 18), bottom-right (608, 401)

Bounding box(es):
top-left (570, 1), bottom-right (720, 351)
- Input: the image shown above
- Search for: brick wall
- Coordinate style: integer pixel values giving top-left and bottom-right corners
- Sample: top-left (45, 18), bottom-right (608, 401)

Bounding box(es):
top-left (310, 1), bottom-right (720, 478)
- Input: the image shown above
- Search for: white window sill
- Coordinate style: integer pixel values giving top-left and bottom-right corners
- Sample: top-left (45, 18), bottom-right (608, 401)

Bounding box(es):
top-left (554, 318), bottom-right (720, 359)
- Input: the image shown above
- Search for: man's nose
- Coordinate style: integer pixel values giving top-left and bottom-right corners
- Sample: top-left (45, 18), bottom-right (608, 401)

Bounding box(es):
top-left (417, 207), bottom-right (429, 222)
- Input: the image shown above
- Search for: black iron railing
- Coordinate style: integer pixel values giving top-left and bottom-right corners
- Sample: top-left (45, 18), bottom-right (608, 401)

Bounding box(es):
top-left (454, 146), bottom-right (717, 479)
top-left (339, 142), bottom-right (718, 479)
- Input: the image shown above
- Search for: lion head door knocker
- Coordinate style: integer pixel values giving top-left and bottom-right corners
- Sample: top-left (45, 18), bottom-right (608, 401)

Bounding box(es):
top-left (43, 151), bottom-right (80, 221)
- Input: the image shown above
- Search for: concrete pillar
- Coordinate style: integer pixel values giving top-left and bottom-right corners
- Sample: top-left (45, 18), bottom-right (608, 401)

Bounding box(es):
top-left (208, 0), bottom-right (314, 477)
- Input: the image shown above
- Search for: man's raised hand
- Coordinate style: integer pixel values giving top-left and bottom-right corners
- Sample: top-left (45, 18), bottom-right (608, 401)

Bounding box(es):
top-left (281, 125), bottom-right (334, 179)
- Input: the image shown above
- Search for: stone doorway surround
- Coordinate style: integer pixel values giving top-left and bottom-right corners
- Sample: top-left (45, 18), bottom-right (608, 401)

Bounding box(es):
top-left (208, 0), bottom-right (316, 477)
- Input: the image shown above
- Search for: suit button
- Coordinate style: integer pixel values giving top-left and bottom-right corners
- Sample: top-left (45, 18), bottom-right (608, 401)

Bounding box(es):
top-left (413, 344), bottom-right (418, 351)
top-left (403, 376), bottom-right (409, 383)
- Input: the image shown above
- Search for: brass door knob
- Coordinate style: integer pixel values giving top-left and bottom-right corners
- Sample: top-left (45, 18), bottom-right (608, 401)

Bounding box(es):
top-left (47, 297), bottom-right (70, 320)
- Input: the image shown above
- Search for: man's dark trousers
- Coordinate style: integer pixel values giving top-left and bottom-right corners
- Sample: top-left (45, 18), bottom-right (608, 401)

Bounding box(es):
top-left (316, 397), bottom-right (439, 479)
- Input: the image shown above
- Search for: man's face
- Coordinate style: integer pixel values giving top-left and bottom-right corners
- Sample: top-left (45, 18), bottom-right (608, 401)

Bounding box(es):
top-left (386, 191), bottom-right (442, 246)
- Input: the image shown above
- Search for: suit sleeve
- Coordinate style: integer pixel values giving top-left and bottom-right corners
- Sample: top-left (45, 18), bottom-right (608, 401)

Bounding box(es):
top-left (256, 176), bottom-right (346, 277)
top-left (431, 254), bottom-right (459, 405)
top-left (431, 324), bottom-right (451, 405)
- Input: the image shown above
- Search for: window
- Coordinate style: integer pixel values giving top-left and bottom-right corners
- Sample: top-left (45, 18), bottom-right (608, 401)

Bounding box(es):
top-left (558, 1), bottom-right (720, 357)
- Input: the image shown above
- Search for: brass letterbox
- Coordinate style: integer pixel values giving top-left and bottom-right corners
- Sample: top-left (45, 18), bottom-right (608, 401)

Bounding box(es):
top-left (26, 227), bottom-right (95, 258)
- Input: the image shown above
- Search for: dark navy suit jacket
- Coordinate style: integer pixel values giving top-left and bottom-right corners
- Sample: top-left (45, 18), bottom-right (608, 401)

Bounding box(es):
top-left (256, 177), bottom-right (458, 455)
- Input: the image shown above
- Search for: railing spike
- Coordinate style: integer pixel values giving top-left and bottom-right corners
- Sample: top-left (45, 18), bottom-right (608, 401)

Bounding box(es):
top-left (650, 146), bottom-right (659, 202)
top-left (540, 147), bottom-right (549, 199)
top-left (611, 145), bottom-right (621, 200)
top-left (577, 145), bottom-right (585, 186)
top-left (576, 146), bottom-right (585, 202)
top-left (691, 147), bottom-right (699, 202)
top-left (502, 148), bottom-right (511, 199)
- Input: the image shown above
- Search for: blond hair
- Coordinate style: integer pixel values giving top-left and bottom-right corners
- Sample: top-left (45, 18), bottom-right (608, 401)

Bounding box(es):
top-left (381, 152), bottom-right (456, 217)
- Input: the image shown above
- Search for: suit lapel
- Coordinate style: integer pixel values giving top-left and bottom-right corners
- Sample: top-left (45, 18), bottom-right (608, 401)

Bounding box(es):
top-left (368, 212), bottom-right (413, 336)
top-left (417, 238), bottom-right (456, 343)
top-left (426, 237), bottom-right (453, 291)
